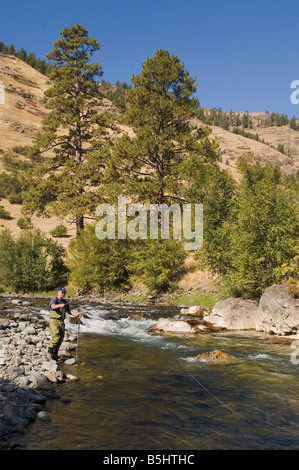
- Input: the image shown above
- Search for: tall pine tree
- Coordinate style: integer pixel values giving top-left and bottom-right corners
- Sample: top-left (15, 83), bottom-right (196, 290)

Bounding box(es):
top-left (24, 25), bottom-right (113, 235)
top-left (109, 49), bottom-right (220, 207)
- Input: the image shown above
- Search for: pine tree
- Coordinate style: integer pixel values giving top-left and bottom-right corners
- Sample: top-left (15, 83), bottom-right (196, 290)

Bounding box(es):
top-left (23, 24), bottom-right (113, 235)
top-left (110, 49), bottom-right (219, 206)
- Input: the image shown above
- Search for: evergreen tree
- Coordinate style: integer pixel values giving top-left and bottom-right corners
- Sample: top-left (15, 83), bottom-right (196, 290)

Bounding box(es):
top-left (16, 48), bottom-right (27, 61)
top-left (23, 24), bottom-right (113, 235)
top-left (110, 49), bottom-right (219, 206)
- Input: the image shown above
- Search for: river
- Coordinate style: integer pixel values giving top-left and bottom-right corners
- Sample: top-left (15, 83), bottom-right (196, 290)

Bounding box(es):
top-left (3, 297), bottom-right (299, 450)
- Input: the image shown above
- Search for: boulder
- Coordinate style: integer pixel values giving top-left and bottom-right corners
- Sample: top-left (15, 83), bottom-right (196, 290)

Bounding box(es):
top-left (150, 319), bottom-right (194, 334)
top-left (180, 306), bottom-right (210, 317)
top-left (203, 298), bottom-right (260, 330)
top-left (258, 285), bottom-right (299, 336)
top-left (28, 373), bottom-right (55, 392)
top-left (193, 350), bottom-right (237, 362)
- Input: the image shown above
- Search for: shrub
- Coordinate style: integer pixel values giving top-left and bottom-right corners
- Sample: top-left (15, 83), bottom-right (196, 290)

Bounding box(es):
top-left (0, 206), bottom-right (11, 219)
top-left (50, 224), bottom-right (68, 237)
top-left (17, 217), bottom-right (33, 230)
top-left (67, 224), bottom-right (132, 291)
top-left (0, 228), bottom-right (68, 292)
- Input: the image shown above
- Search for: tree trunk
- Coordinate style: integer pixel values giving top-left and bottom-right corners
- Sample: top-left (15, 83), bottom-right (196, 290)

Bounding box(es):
top-left (76, 214), bottom-right (84, 236)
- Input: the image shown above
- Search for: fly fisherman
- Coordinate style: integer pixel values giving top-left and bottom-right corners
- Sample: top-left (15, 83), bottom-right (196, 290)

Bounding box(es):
top-left (48, 287), bottom-right (82, 361)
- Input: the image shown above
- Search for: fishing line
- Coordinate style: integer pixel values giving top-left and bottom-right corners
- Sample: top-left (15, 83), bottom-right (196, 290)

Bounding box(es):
top-left (175, 353), bottom-right (277, 433)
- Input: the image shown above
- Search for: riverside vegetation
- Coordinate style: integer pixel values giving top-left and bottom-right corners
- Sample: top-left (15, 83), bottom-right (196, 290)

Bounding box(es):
top-left (0, 24), bottom-right (298, 302)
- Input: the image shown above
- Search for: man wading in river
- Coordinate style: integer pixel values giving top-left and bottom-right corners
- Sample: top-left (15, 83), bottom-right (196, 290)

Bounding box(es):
top-left (48, 287), bottom-right (82, 361)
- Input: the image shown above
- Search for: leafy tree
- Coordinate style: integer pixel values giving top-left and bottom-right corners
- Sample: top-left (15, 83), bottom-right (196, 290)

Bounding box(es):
top-left (23, 24), bottom-right (113, 235)
top-left (110, 49), bottom-right (220, 207)
top-left (228, 160), bottom-right (299, 296)
top-left (130, 238), bottom-right (187, 293)
top-left (67, 223), bottom-right (132, 291)
top-left (0, 228), bottom-right (67, 292)
top-left (185, 161), bottom-right (236, 276)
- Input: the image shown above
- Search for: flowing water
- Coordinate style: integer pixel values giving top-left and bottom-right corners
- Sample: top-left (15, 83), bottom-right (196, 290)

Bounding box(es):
top-left (2, 297), bottom-right (299, 450)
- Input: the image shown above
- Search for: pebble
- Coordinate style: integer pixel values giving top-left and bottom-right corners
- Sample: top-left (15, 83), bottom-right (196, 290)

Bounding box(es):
top-left (0, 303), bottom-right (79, 449)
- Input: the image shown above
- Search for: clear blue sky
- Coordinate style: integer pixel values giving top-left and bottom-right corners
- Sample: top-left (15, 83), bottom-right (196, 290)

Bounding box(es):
top-left (1, 0), bottom-right (299, 117)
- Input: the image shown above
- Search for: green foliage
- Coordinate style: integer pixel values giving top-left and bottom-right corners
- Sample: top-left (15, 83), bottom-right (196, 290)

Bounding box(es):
top-left (184, 161), bottom-right (236, 276)
top-left (110, 49), bottom-right (220, 207)
top-left (17, 217), bottom-right (33, 230)
top-left (100, 80), bottom-right (132, 112)
top-left (0, 228), bottom-right (68, 292)
top-left (0, 206), bottom-right (11, 219)
top-left (196, 158), bottom-right (299, 298)
top-left (130, 238), bottom-right (187, 293)
top-left (0, 41), bottom-right (54, 75)
top-left (67, 224), bottom-right (132, 290)
top-left (67, 223), bottom-right (187, 293)
top-left (50, 224), bottom-right (68, 237)
top-left (23, 24), bottom-right (114, 235)
top-left (230, 160), bottom-right (299, 297)
top-left (0, 173), bottom-right (23, 200)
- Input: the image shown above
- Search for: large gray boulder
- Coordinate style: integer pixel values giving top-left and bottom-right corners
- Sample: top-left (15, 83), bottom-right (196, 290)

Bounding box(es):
top-left (258, 285), bottom-right (299, 336)
top-left (203, 298), bottom-right (260, 330)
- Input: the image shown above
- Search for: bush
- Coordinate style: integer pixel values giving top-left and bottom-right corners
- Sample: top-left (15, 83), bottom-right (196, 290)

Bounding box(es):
top-left (130, 238), bottom-right (187, 293)
top-left (67, 224), bottom-right (187, 293)
top-left (17, 217), bottom-right (33, 230)
top-left (50, 224), bottom-right (68, 237)
top-left (67, 224), bottom-right (132, 291)
top-left (0, 206), bottom-right (11, 220)
top-left (0, 228), bottom-right (68, 292)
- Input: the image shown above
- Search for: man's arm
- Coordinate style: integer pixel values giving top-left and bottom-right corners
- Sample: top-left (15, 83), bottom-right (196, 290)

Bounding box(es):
top-left (70, 309), bottom-right (82, 319)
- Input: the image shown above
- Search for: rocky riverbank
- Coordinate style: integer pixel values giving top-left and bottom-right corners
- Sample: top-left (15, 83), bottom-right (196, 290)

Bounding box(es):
top-left (0, 300), bottom-right (78, 449)
top-left (150, 285), bottom-right (299, 339)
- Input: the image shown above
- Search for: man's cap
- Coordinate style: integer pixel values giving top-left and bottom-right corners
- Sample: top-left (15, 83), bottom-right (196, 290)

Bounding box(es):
top-left (58, 287), bottom-right (67, 293)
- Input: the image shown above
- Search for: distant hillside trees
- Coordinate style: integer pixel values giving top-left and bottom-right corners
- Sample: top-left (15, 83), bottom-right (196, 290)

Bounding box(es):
top-left (0, 41), bottom-right (54, 75)
top-left (100, 80), bottom-right (132, 112)
top-left (196, 106), bottom-right (299, 132)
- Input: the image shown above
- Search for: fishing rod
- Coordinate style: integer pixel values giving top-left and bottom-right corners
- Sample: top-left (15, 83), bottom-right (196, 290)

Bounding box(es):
top-left (76, 320), bottom-right (81, 363)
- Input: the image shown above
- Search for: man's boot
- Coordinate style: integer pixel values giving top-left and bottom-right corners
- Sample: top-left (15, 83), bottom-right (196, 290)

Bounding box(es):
top-left (48, 347), bottom-right (58, 361)
top-left (52, 347), bottom-right (59, 361)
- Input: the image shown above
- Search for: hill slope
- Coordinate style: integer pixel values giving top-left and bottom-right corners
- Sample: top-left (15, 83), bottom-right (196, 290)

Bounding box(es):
top-left (0, 54), bottom-right (298, 245)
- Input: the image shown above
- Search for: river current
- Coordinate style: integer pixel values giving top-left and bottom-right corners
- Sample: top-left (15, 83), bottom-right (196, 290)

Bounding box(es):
top-left (2, 296), bottom-right (299, 450)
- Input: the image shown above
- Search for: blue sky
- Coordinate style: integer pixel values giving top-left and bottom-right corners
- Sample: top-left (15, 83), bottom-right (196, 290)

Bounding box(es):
top-left (1, 0), bottom-right (299, 117)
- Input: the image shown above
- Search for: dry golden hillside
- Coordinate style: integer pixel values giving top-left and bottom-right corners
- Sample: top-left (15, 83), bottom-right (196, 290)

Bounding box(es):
top-left (0, 54), bottom-right (298, 248)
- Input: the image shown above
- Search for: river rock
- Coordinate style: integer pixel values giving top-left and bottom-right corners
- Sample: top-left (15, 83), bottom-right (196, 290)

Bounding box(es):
top-left (150, 319), bottom-right (194, 334)
top-left (203, 298), bottom-right (260, 330)
top-left (180, 306), bottom-right (210, 317)
top-left (36, 411), bottom-right (52, 422)
top-left (64, 358), bottom-right (76, 365)
top-left (28, 373), bottom-right (55, 392)
top-left (193, 350), bottom-right (237, 362)
top-left (0, 319), bottom-right (10, 329)
top-left (258, 285), bottom-right (299, 336)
